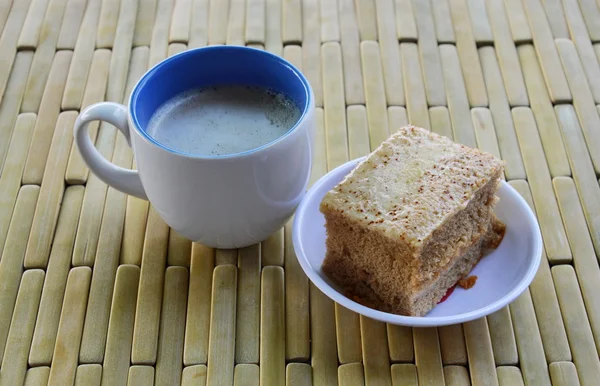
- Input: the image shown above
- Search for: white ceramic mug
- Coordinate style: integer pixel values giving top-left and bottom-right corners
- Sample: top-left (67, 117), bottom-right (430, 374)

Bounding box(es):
top-left (74, 46), bottom-right (315, 249)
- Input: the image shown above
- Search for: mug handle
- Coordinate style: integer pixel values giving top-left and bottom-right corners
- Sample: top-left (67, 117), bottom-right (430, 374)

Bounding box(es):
top-left (74, 102), bottom-right (148, 200)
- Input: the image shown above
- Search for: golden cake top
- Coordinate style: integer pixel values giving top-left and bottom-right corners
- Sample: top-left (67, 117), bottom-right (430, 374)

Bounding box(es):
top-left (320, 126), bottom-right (504, 247)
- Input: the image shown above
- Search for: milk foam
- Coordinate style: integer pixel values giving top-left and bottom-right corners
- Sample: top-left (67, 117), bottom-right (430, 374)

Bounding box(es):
top-left (146, 85), bottom-right (302, 156)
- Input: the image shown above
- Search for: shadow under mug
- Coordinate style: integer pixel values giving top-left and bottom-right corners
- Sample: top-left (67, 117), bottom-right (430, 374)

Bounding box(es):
top-left (74, 46), bottom-right (316, 249)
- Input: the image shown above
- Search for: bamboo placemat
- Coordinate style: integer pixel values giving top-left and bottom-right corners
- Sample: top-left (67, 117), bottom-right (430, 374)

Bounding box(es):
top-left (0, 0), bottom-right (599, 385)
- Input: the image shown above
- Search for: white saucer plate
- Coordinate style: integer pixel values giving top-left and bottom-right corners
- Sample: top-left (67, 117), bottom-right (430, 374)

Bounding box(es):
top-left (292, 157), bottom-right (543, 327)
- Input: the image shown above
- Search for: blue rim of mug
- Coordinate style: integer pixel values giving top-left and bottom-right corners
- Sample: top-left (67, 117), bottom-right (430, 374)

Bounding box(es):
top-left (128, 46), bottom-right (314, 160)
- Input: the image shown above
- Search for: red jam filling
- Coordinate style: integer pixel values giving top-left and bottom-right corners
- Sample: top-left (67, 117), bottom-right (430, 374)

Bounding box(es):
top-left (437, 284), bottom-right (456, 304)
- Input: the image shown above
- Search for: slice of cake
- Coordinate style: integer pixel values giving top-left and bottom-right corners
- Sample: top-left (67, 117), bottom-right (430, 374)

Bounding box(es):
top-left (320, 125), bottom-right (505, 316)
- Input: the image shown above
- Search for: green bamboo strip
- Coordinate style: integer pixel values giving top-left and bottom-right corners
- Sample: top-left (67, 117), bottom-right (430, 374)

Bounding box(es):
top-left (65, 49), bottom-right (111, 184)
top-left (429, 106), bottom-right (454, 140)
top-left (552, 265), bottom-right (600, 386)
top-left (24, 367), bottom-right (50, 386)
top-left (320, 0), bottom-right (340, 42)
top-left (184, 244), bottom-right (214, 365)
top-left (284, 220), bottom-right (309, 361)
top-left (16, 0), bottom-right (45, 48)
top-left (182, 365), bottom-right (207, 386)
top-left (127, 366), bottom-right (154, 386)
top-left (338, 363), bottom-right (364, 386)
top-left (549, 362), bottom-right (581, 386)
top-left (302, 0), bottom-right (322, 107)
top-left (578, 0), bottom-right (600, 41)
top-left (0, 185), bottom-right (39, 363)
top-left (512, 107), bottom-right (571, 263)
top-left (170, 0), bottom-right (191, 42)
top-left (56, 0), bottom-right (86, 49)
top-left (464, 317), bottom-right (499, 386)
top-left (440, 44), bottom-right (477, 148)
top-left (260, 266), bottom-right (285, 386)
top-left (439, 324), bottom-right (468, 365)
top-left (517, 44), bottom-right (570, 177)
top-left (387, 325), bottom-right (413, 363)
top-left (121, 195), bottom-right (149, 265)
top-left (0, 269), bottom-right (44, 386)
top-left (265, 0), bottom-right (282, 55)
top-left (101, 265), bottom-right (140, 386)
top-left (401, 42), bottom-right (430, 130)
top-left (207, 0), bottom-right (228, 44)
top-left (554, 177), bottom-right (600, 354)
top-left (471, 107), bottom-right (502, 159)
top-left (29, 186), bottom-right (83, 366)
top-left (496, 366), bottom-right (525, 386)
top-left (132, 0), bottom-right (156, 46)
top-left (188, 0), bottom-right (209, 48)
top-left (245, 0), bottom-right (264, 44)
top-left (339, 0), bottom-right (364, 105)
top-left (509, 179), bottom-right (571, 363)
top-left (70, 124), bottom-right (115, 267)
top-left (478, 45), bottom-right (526, 179)
top-left (286, 363), bottom-right (312, 386)
top-left (0, 1), bottom-right (32, 106)
top-left (394, 0), bottom-right (417, 41)
top-left (226, 0), bottom-right (245, 45)
top-left (105, 0), bottom-right (139, 103)
top-left (20, 0), bottom-right (68, 112)
top-left (347, 105), bottom-right (370, 160)
top-left (148, 0), bottom-right (174, 67)
top-left (487, 307), bottom-right (518, 365)
top-left (360, 40), bottom-right (390, 150)
top-left (24, 112), bottom-right (76, 272)
top-left (509, 289), bottom-right (552, 385)
top-left (0, 0), bottom-right (10, 32)
top-left (310, 283), bottom-right (338, 386)
top-left (375, 0), bottom-right (404, 106)
top-left (0, 113), bottom-right (35, 255)
top-left (96, 0), bottom-right (120, 48)
top-left (79, 184), bottom-right (126, 363)
top-left (155, 267), bottom-right (189, 386)
top-left (167, 229), bottom-right (192, 267)
top-left (323, 41), bottom-right (349, 168)
top-left (234, 364), bottom-right (259, 386)
top-left (236, 244), bottom-right (261, 364)
top-left (443, 366), bottom-right (470, 386)
top-left (467, 0), bottom-right (493, 44)
top-left (61, 0), bottom-right (102, 109)
top-left (448, 0), bottom-right (488, 107)
top-left (562, 0), bottom-right (600, 104)
top-left (282, 0), bottom-right (301, 43)
top-left (310, 108), bottom-right (327, 187)
top-left (354, 0), bottom-right (377, 40)
top-left (206, 265), bottom-right (237, 385)
top-left (388, 106), bottom-right (408, 133)
top-left (431, 0), bottom-right (455, 43)
top-left (522, 0), bottom-right (572, 103)
top-left (540, 0), bottom-right (569, 38)
top-left (47, 266), bottom-right (92, 386)
top-left (556, 39), bottom-right (600, 174)
top-left (554, 104), bottom-right (600, 259)
top-left (22, 50), bottom-right (71, 185)
top-left (262, 228), bottom-right (283, 267)
top-left (74, 365), bottom-right (102, 386)
top-left (216, 249), bottom-right (237, 265)
top-left (391, 364), bottom-right (418, 385)
top-left (131, 207), bottom-right (170, 364)
top-left (484, 0), bottom-right (529, 107)
top-left (335, 304), bottom-right (362, 364)
top-left (0, 52), bottom-right (33, 173)
top-left (413, 328), bottom-right (445, 385)
top-left (502, 0), bottom-right (531, 43)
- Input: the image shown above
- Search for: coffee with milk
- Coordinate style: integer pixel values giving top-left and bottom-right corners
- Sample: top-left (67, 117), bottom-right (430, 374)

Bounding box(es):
top-left (146, 85), bottom-right (302, 156)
